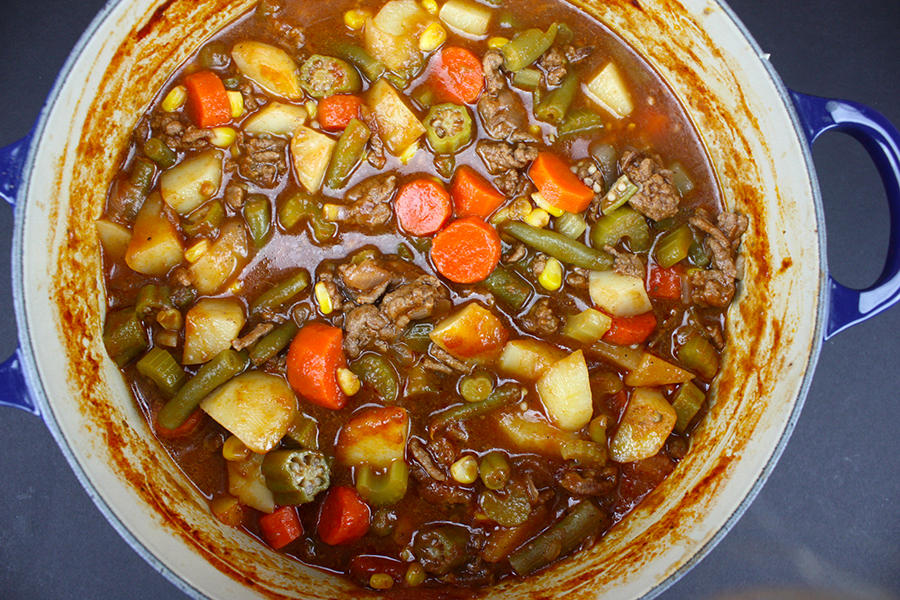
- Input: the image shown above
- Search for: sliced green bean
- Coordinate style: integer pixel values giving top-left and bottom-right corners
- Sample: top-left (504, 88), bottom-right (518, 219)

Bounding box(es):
top-left (157, 349), bottom-right (249, 430)
top-left (590, 142), bottom-right (617, 191)
top-left (135, 284), bottom-right (171, 318)
top-left (500, 221), bottom-right (614, 270)
top-left (512, 67), bottom-right (542, 90)
top-left (480, 264), bottom-right (532, 310)
top-left (508, 500), bottom-right (609, 576)
top-left (143, 138), bottom-right (177, 169)
top-left (356, 460), bottom-right (409, 506)
top-left (136, 347), bottom-right (187, 398)
top-left (129, 158), bottom-right (156, 195)
top-left (590, 206), bottom-right (650, 252)
top-left (249, 321), bottom-right (299, 365)
top-left (334, 43), bottom-right (386, 83)
top-left (118, 158), bottom-right (156, 220)
top-left (299, 55), bottom-right (361, 98)
top-left (243, 194), bottom-right (272, 249)
top-left (501, 24), bottom-right (558, 72)
top-left (429, 382), bottom-right (523, 434)
top-left (350, 353), bottom-right (399, 403)
top-left (103, 308), bottom-right (149, 367)
top-left (535, 70), bottom-right (579, 124)
top-left (250, 270), bottom-right (310, 316)
top-left (325, 118), bottom-right (370, 190)
top-left (601, 174), bottom-right (640, 214)
top-left (557, 107), bottom-right (605, 137)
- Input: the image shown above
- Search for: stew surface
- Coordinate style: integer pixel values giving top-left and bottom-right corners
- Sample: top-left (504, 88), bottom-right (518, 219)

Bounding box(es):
top-left (99, 0), bottom-right (748, 594)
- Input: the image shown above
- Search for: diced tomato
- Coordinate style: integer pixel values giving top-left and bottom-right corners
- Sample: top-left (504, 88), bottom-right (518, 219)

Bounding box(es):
top-left (647, 264), bottom-right (683, 300)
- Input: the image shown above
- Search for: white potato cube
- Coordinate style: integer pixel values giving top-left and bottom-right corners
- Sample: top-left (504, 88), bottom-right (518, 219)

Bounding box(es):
top-left (183, 297), bottom-right (246, 365)
top-left (125, 192), bottom-right (184, 276)
top-left (96, 218), bottom-right (132, 260)
top-left (159, 149), bottom-right (224, 215)
top-left (584, 61), bottom-right (634, 118)
top-left (367, 79), bottom-right (426, 155)
top-left (242, 102), bottom-right (308, 137)
top-left (535, 350), bottom-right (593, 431)
top-left (231, 41), bottom-right (303, 100)
top-left (498, 339), bottom-right (566, 381)
top-left (439, 0), bottom-right (492, 37)
top-left (290, 125), bottom-right (336, 193)
top-left (589, 270), bottom-right (652, 317)
top-left (188, 219), bottom-right (249, 295)
top-left (336, 406), bottom-right (409, 469)
top-left (610, 387), bottom-right (677, 463)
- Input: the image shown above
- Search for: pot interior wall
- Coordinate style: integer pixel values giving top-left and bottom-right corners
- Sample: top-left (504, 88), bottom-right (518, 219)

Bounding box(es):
top-left (17, 0), bottom-right (822, 598)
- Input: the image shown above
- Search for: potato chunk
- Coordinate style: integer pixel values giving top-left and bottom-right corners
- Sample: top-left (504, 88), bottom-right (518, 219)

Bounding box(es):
top-left (535, 349), bottom-right (593, 431)
top-left (159, 149), bottom-right (224, 215)
top-left (125, 192), bottom-right (184, 276)
top-left (336, 406), bottom-right (410, 469)
top-left (201, 371), bottom-right (299, 454)
top-left (96, 219), bottom-right (132, 260)
top-left (188, 219), bottom-right (249, 295)
top-left (589, 270), bottom-right (652, 317)
top-left (430, 303), bottom-right (508, 361)
top-left (290, 125), bottom-right (336, 194)
top-left (231, 41), bottom-right (303, 100)
top-left (585, 61), bottom-right (634, 119)
top-left (624, 353), bottom-right (694, 387)
top-left (609, 387), bottom-right (677, 463)
top-left (243, 102), bottom-right (308, 137)
top-left (498, 411), bottom-right (577, 458)
top-left (183, 298), bottom-right (246, 365)
top-left (226, 452), bottom-right (275, 514)
top-left (498, 339), bottom-right (566, 382)
top-left (367, 79), bottom-right (426, 155)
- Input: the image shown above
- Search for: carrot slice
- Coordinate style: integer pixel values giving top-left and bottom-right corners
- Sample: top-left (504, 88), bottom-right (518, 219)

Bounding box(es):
top-left (183, 70), bottom-right (232, 129)
top-left (430, 46), bottom-right (485, 104)
top-left (286, 323), bottom-right (348, 410)
top-left (647, 264), bottom-right (683, 300)
top-left (259, 505), bottom-right (303, 550)
top-left (317, 486), bottom-right (371, 546)
top-left (395, 178), bottom-right (453, 236)
top-left (528, 152), bottom-right (594, 213)
top-left (451, 165), bottom-right (506, 220)
top-left (602, 312), bottom-right (658, 346)
top-left (318, 94), bottom-right (363, 131)
top-left (431, 217), bottom-right (501, 284)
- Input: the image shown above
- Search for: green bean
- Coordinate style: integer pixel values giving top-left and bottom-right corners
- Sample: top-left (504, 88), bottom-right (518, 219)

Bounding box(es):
top-left (556, 22), bottom-right (575, 45)
top-left (429, 382), bottom-right (523, 434)
top-left (129, 157), bottom-right (156, 194)
top-left (557, 107), bottom-right (605, 137)
top-left (183, 200), bottom-right (225, 238)
top-left (350, 353), bottom-right (399, 403)
top-left (480, 264), bottom-right (532, 310)
top-left (250, 270), bottom-right (310, 316)
top-left (334, 43), bottom-right (386, 83)
top-left (672, 381), bottom-right (705, 433)
top-left (249, 321), bottom-right (299, 366)
top-left (554, 211), bottom-right (587, 239)
top-left (143, 138), bottom-right (177, 169)
top-left (324, 118), bottom-right (370, 190)
top-left (560, 439), bottom-right (607, 467)
top-left (103, 308), bottom-right (149, 367)
top-left (689, 241), bottom-right (710, 267)
top-left (278, 192), bottom-right (337, 242)
top-left (656, 224), bottom-right (692, 268)
top-left (243, 194), bottom-right (272, 249)
top-left (501, 24), bottom-right (558, 71)
top-left (500, 221), bottom-right (614, 270)
top-left (590, 206), bottom-right (650, 252)
top-left (403, 323), bottom-right (434, 353)
top-left (135, 284), bottom-right (170, 318)
top-left (535, 70), bottom-right (579, 124)
top-left (356, 460), bottom-right (409, 506)
top-left (478, 451), bottom-right (510, 491)
top-left (512, 67), bottom-right (542, 90)
top-left (299, 55), bottom-right (361, 98)
top-left (397, 242), bottom-right (414, 261)
top-left (590, 142), bottom-right (617, 191)
top-left (508, 500), bottom-right (609, 576)
top-left (157, 349), bottom-right (249, 430)
top-left (136, 347), bottom-right (187, 398)
top-left (423, 103), bottom-right (473, 155)
top-left (118, 158), bottom-right (156, 220)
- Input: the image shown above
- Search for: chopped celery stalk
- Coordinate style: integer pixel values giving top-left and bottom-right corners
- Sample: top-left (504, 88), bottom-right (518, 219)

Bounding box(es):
top-left (480, 484), bottom-right (532, 527)
top-left (250, 321), bottom-right (299, 366)
top-left (356, 460), bottom-right (409, 506)
top-left (656, 224), bottom-right (693, 268)
top-left (512, 68), bottom-right (542, 90)
top-left (136, 347), bottom-right (187, 398)
top-left (557, 108), bottom-right (605, 137)
top-left (103, 308), bottom-right (149, 367)
top-left (590, 205), bottom-right (650, 252)
top-left (672, 380), bottom-right (705, 433)
top-left (556, 22), bottom-right (574, 45)
top-left (250, 270), bottom-right (311, 316)
top-left (560, 439), bottom-right (607, 467)
top-left (669, 161), bottom-right (695, 196)
top-left (562, 308), bottom-right (612, 344)
top-left (677, 332), bottom-right (719, 379)
top-left (554, 211), bottom-right (587, 239)
top-left (689, 241), bottom-right (710, 268)
top-left (135, 284), bottom-right (171, 317)
top-left (243, 194), bottom-right (272, 249)
top-left (535, 71), bottom-right (579, 124)
top-left (278, 191), bottom-right (337, 242)
top-left (480, 265), bottom-right (533, 310)
top-left (501, 24), bottom-right (558, 72)
top-left (183, 200), bottom-right (225, 238)
top-left (601, 174), bottom-right (639, 214)
top-left (350, 353), bottom-right (400, 403)
top-left (509, 501), bottom-right (608, 576)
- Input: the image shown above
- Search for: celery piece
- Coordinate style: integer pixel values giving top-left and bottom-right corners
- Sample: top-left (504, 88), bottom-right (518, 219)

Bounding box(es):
top-left (590, 205), bottom-right (650, 252)
top-left (560, 439), bottom-right (607, 468)
top-left (480, 485), bottom-right (532, 527)
top-left (677, 332), bottom-right (719, 379)
top-left (672, 380), bottom-right (705, 433)
top-left (402, 323), bottom-right (434, 353)
top-left (278, 192), bottom-right (337, 242)
top-left (562, 308), bottom-right (612, 344)
top-left (689, 241), bottom-right (710, 268)
top-left (356, 460), bottom-right (409, 506)
top-left (283, 412), bottom-right (319, 450)
top-left (656, 224), bottom-right (693, 268)
top-left (557, 108), bottom-right (605, 137)
top-left (554, 211), bottom-right (588, 239)
top-left (103, 308), bottom-right (150, 367)
top-left (137, 347), bottom-right (187, 398)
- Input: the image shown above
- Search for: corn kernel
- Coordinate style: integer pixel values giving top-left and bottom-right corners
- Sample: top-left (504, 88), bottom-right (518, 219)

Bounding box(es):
top-left (369, 573), bottom-right (394, 590)
top-left (226, 90), bottom-right (244, 118)
top-left (229, 280), bottom-right (244, 294)
top-left (489, 207), bottom-right (510, 226)
top-left (154, 329), bottom-right (179, 348)
top-left (538, 257), bottom-right (563, 291)
top-left (531, 192), bottom-right (564, 217)
top-left (337, 368), bottom-right (361, 396)
top-left (222, 435), bottom-right (250, 462)
top-left (209, 127), bottom-right (237, 148)
top-left (509, 197), bottom-right (533, 220)
top-left (162, 85), bottom-right (187, 112)
top-left (184, 239), bottom-right (209, 263)
top-left (405, 563), bottom-right (426, 587)
top-left (524, 208), bottom-right (550, 228)
top-left (399, 141), bottom-right (418, 165)
top-left (322, 203), bottom-right (342, 221)
top-left (421, 0), bottom-right (439, 15)
top-left (305, 100), bottom-right (318, 120)
top-left (315, 281), bottom-right (334, 315)
top-left (487, 37), bottom-right (510, 49)
top-left (419, 22), bottom-right (447, 52)
top-left (344, 8), bottom-right (371, 30)
top-left (450, 455), bottom-right (478, 484)
top-left (529, 123), bottom-right (543, 137)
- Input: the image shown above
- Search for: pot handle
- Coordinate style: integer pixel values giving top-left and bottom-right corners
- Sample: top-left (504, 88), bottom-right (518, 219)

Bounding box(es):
top-left (0, 131), bottom-right (32, 206)
top-left (789, 90), bottom-right (900, 339)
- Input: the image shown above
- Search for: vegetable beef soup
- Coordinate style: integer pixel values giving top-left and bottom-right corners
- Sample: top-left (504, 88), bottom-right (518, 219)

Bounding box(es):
top-left (98, 0), bottom-right (748, 593)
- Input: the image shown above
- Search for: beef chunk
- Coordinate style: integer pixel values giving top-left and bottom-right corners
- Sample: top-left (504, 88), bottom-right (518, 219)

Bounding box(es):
top-left (232, 323), bottom-right (274, 351)
top-left (237, 134), bottom-right (288, 188)
top-left (255, 0), bottom-right (306, 55)
top-left (689, 209), bottom-right (749, 307)
top-left (540, 46), bottom-right (567, 86)
top-left (477, 139), bottom-right (538, 197)
top-left (224, 182), bottom-right (247, 209)
top-left (557, 466), bottom-right (618, 497)
top-left (620, 151), bottom-right (680, 221)
top-left (146, 112), bottom-right (213, 152)
top-left (604, 245), bottom-right (645, 279)
top-left (381, 278), bottom-right (452, 330)
top-left (337, 259), bottom-right (396, 304)
top-left (237, 80), bottom-right (269, 113)
top-left (521, 297), bottom-right (561, 336)
top-left (425, 345), bottom-right (472, 375)
top-left (360, 105), bottom-right (387, 170)
top-left (482, 49), bottom-right (506, 95)
top-left (478, 89), bottom-right (539, 142)
top-left (342, 305), bottom-right (400, 358)
top-left (330, 173), bottom-right (396, 229)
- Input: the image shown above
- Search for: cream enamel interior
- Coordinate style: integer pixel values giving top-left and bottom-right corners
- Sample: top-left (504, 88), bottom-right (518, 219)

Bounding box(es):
top-left (15, 0), bottom-right (822, 598)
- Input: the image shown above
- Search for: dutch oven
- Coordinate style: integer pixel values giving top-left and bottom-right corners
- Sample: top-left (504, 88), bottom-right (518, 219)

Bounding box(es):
top-left (0, 0), bottom-right (898, 598)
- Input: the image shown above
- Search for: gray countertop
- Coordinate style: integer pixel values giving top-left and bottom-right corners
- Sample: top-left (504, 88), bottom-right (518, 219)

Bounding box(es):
top-left (0, 1), bottom-right (898, 598)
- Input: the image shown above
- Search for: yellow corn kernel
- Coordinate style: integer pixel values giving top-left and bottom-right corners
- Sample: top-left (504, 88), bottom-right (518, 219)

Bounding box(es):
top-left (531, 192), bottom-right (564, 217)
top-left (369, 573), bottom-right (394, 591)
top-left (226, 90), bottom-right (244, 118)
top-left (209, 127), bottom-right (237, 148)
top-left (305, 100), bottom-right (318, 120)
top-left (421, 0), bottom-right (439, 15)
top-left (450, 455), bottom-right (478, 484)
top-left (529, 123), bottom-right (543, 137)
top-left (419, 22), bottom-right (447, 52)
top-left (399, 141), bottom-right (419, 165)
top-left (154, 329), bottom-right (179, 348)
top-left (222, 435), bottom-right (250, 462)
top-left (524, 207), bottom-right (551, 228)
top-left (344, 8), bottom-right (371, 30)
top-left (337, 368), bottom-right (361, 396)
top-left (162, 85), bottom-right (187, 112)
top-left (487, 37), bottom-right (510, 49)
top-left (184, 239), bottom-right (209, 263)
top-left (538, 257), bottom-right (563, 291)
top-left (405, 563), bottom-right (426, 587)
top-left (322, 204), bottom-right (342, 221)
top-left (509, 197), bottom-right (533, 220)
top-left (489, 207), bottom-right (511, 226)
top-left (315, 281), bottom-right (334, 315)
top-left (229, 279), bottom-right (244, 294)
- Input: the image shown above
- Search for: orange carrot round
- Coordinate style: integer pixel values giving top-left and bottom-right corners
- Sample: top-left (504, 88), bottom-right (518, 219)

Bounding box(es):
top-left (430, 217), bottom-right (501, 284)
top-left (451, 165), bottom-right (506, 220)
top-left (528, 152), bottom-right (594, 213)
top-left (602, 311), bottom-right (658, 346)
top-left (395, 178), bottom-right (453, 236)
top-left (318, 94), bottom-right (363, 131)
top-left (183, 70), bottom-right (232, 129)
top-left (317, 486), bottom-right (371, 546)
top-left (430, 46), bottom-right (485, 104)
top-left (259, 505), bottom-right (303, 550)
top-left (286, 323), bottom-right (347, 410)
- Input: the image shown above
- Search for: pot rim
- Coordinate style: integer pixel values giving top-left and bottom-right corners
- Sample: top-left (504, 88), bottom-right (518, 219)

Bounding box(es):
top-left (9, 0), bottom-right (828, 598)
